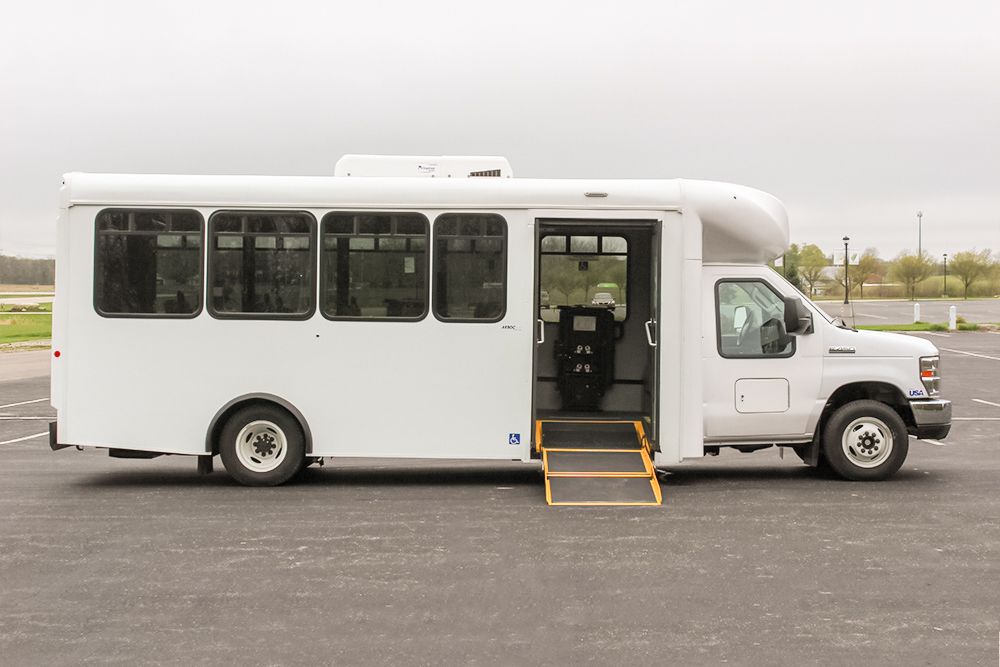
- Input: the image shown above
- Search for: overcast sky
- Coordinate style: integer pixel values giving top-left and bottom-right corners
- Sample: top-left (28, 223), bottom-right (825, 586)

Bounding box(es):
top-left (2, 0), bottom-right (998, 261)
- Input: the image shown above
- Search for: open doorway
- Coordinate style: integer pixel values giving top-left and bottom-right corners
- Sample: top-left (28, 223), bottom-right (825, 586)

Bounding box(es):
top-left (534, 219), bottom-right (661, 435)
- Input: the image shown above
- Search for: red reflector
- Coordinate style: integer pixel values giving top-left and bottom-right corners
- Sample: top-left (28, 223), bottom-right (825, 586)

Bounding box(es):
top-left (921, 370), bottom-right (932, 377)
top-left (54, 351), bottom-right (61, 358)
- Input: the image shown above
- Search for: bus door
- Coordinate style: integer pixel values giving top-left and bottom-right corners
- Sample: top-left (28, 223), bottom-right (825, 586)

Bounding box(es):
top-left (533, 218), bottom-right (662, 443)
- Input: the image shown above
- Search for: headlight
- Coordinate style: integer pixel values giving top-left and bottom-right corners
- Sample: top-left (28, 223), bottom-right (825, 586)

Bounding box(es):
top-left (920, 356), bottom-right (940, 397)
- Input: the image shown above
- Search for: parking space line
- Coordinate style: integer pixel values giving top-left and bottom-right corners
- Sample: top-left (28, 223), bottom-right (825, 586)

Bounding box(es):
top-left (940, 348), bottom-right (1000, 361)
top-left (0, 432), bottom-right (48, 446)
top-left (972, 399), bottom-right (1000, 408)
top-left (0, 398), bottom-right (48, 409)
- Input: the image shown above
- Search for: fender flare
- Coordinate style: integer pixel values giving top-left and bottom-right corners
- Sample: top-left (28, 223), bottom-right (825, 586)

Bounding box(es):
top-left (205, 393), bottom-right (314, 455)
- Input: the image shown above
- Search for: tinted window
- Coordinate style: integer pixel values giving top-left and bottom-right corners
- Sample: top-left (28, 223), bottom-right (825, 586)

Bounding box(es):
top-left (94, 209), bottom-right (203, 317)
top-left (320, 212), bottom-right (429, 320)
top-left (433, 214), bottom-right (507, 322)
top-left (208, 211), bottom-right (316, 318)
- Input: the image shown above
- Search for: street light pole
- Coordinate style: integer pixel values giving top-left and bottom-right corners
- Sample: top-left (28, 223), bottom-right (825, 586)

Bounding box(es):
top-left (843, 236), bottom-right (850, 305)
top-left (917, 211), bottom-right (923, 256)
top-left (943, 253), bottom-right (948, 297)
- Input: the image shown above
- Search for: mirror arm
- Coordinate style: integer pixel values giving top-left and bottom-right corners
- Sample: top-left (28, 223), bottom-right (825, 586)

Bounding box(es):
top-left (783, 296), bottom-right (814, 336)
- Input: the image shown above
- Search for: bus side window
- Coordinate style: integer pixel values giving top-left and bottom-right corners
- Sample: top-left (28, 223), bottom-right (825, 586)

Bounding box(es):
top-left (208, 211), bottom-right (316, 319)
top-left (320, 212), bottom-right (429, 320)
top-left (432, 213), bottom-right (507, 322)
top-left (94, 209), bottom-right (203, 317)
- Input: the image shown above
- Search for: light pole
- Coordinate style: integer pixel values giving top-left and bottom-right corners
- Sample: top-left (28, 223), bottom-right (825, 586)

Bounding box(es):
top-left (943, 253), bottom-right (948, 297)
top-left (917, 211), bottom-right (923, 256)
top-left (843, 236), bottom-right (850, 305)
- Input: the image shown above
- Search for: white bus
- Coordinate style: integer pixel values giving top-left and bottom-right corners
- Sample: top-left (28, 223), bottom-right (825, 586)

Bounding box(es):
top-left (50, 155), bottom-right (951, 504)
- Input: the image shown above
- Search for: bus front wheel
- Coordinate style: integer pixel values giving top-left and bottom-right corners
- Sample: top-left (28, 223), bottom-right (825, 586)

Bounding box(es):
top-left (822, 400), bottom-right (908, 481)
top-left (219, 405), bottom-right (305, 486)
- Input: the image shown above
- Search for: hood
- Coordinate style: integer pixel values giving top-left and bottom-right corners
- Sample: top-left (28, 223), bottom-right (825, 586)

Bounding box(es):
top-left (824, 326), bottom-right (940, 358)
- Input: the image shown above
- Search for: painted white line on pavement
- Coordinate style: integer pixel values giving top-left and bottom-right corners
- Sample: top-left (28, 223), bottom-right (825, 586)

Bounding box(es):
top-left (919, 439), bottom-right (946, 446)
top-left (0, 397), bottom-right (48, 409)
top-left (953, 417), bottom-right (1000, 421)
top-left (973, 398), bottom-right (1000, 408)
top-left (940, 348), bottom-right (1000, 361)
top-left (0, 431), bottom-right (48, 445)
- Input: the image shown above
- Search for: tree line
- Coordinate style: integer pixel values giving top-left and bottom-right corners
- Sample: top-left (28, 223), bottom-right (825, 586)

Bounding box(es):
top-left (0, 255), bottom-right (55, 286)
top-left (774, 245), bottom-right (1000, 300)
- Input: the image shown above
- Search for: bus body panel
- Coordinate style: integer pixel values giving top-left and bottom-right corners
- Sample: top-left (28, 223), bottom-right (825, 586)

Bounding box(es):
top-left (56, 204), bottom-right (536, 462)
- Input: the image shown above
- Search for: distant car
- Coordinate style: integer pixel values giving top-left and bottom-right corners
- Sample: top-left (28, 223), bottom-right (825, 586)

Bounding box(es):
top-left (591, 292), bottom-right (615, 307)
top-left (540, 291), bottom-right (550, 307)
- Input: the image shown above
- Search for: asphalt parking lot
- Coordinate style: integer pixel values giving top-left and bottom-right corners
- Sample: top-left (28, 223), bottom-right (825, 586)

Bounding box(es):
top-left (1, 334), bottom-right (998, 667)
top-left (817, 298), bottom-right (1000, 327)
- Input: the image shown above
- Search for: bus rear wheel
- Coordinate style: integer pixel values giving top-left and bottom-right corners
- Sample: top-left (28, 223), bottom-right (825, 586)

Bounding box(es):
top-left (822, 400), bottom-right (908, 481)
top-left (219, 405), bottom-right (305, 486)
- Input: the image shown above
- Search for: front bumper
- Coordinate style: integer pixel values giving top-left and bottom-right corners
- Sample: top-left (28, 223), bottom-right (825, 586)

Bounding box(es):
top-left (908, 399), bottom-right (951, 440)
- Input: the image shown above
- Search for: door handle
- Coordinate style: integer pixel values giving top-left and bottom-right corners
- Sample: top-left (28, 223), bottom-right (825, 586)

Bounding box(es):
top-left (537, 319), bottom-right (545, 345)
top-left (644, 319), bottom-right (657, 347)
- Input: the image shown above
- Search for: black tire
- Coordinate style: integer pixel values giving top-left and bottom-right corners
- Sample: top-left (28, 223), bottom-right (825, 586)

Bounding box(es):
top-left (822, 400), bottom-right (908, 481)
top-left (218, 405), bottom-right (305, 486)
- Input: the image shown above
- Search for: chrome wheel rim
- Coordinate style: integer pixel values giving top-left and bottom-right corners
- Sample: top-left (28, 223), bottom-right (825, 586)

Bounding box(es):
top-left (234, 420), bottom-right (287, 473)
top-left (841, 416), bottom-right (894, 469)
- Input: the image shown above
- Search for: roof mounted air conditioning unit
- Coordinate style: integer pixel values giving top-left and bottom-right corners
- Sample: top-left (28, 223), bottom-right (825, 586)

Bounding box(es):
top-left (334, 155), bottom-right (512, 178)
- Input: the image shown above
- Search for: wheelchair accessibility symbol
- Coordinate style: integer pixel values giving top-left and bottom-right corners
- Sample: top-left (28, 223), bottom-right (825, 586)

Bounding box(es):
top-left (509, 433), bottom-right (520, 445)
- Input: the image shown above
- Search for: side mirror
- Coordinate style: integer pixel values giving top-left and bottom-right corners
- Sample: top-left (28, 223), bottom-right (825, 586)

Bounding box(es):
top-left (783, 296), bottom-right (813, 336)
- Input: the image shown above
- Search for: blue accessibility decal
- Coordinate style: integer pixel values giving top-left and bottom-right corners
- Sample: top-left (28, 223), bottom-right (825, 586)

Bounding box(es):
top-left (509, 433), bottom-right (521, 445)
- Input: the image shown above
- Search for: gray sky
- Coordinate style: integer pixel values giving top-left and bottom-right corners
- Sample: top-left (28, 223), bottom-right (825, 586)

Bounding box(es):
top-left (2, 0), bottom-right (998, 262)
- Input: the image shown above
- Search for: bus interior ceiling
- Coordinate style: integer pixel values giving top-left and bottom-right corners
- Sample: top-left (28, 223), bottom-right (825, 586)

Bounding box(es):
top-left (535, 222), bottom-right (656, 425)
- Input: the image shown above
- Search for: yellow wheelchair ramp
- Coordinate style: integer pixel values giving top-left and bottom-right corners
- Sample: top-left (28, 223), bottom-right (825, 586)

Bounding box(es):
top-left (538, 421), bottom-right (662, 506)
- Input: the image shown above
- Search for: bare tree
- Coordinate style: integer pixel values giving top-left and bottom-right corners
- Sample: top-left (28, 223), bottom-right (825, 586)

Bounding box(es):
top-left (851, 249), bottom-right (883, 299)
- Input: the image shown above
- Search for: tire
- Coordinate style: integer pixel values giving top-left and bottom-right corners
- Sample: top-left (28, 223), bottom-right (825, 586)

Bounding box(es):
top-left (822, 400), bottom-right (908, 481)
top-left (218, 405), bottom-right (305, 486)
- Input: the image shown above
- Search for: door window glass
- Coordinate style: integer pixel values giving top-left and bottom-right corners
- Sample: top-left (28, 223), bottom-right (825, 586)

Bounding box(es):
top-left (539, 235), bottom-right (627, 322)
top-left (716, 280), bottom-right (794, 358)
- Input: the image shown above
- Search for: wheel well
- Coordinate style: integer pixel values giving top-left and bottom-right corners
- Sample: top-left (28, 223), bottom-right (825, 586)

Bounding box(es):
top-left (206, 394), bottom-right (312, 456)
top-left (817, 382), bottom-right (913, 437)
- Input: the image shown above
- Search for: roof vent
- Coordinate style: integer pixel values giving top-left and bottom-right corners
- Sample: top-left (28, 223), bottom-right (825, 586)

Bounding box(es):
top-left (335, 155), bottom-right (513, 178)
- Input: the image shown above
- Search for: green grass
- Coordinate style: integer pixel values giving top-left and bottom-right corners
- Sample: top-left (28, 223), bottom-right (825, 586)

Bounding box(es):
top-left (0, 315), bottom-right (52, 344)
top-left (0, 302), bottom-right (52, 312)
top-left (857, 321), bottom-right (983, 332)
top-left (857, 322), bottom-right (935, 331)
